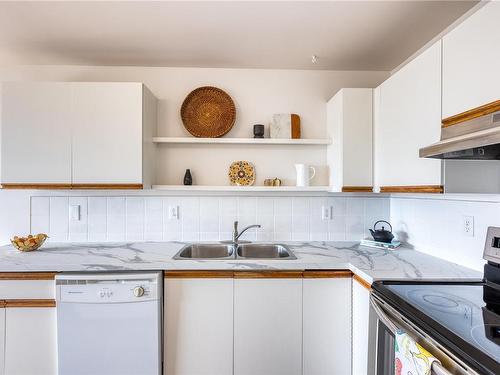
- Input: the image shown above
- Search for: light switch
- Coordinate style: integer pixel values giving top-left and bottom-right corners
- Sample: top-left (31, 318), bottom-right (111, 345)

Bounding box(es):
top-left (321, 206), bottom-right (331, 220)
top-left (70, 205), bottom-right (81, 221)
top-left (168, 205), bottom-right (179, 220)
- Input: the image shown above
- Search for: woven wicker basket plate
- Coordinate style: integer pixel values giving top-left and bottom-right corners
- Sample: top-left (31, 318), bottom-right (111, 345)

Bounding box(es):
top-left (181, 86), bottom-right (236, 138)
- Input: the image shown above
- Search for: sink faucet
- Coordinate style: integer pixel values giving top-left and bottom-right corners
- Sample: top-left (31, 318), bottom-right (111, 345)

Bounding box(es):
top-left (232, 221), bottom-right (261, 243)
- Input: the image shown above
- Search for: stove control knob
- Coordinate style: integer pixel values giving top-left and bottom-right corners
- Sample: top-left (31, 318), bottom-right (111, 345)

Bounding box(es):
top-left (133, 286), bottom-right (145, 297)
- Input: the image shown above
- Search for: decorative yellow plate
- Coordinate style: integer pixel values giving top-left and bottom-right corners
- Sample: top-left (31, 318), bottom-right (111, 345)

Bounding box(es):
top-left (228, 161), bottom-right (255, 186)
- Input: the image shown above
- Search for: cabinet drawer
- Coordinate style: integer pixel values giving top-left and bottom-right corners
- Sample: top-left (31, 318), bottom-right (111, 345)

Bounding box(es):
top-left (0, 280), bottom-right (55, 299)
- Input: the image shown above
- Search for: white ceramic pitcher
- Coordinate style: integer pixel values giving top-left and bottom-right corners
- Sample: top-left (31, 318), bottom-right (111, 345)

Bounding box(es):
top-left (295, 164), bottom-right (316, 187)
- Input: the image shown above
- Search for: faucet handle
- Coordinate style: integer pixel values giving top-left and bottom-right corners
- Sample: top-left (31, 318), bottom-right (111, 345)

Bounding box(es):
top-left (233, 221), bottom-right (238, 232)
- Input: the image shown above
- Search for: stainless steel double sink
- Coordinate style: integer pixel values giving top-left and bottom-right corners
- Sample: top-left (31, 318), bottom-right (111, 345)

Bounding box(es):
top-left (173, 243), bottom-right (297, 260)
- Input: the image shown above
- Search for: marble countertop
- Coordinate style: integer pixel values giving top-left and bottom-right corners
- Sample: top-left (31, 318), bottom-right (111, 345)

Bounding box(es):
top-left (0, 241), bottom-right (482, 284)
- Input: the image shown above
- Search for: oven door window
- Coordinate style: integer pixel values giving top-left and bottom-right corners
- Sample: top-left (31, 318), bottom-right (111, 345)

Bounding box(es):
top-left (377, 320), bottom-right (395, 375)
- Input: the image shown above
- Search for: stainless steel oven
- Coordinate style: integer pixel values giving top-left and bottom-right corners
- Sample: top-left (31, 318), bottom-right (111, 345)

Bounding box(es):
top-left (370, 293), bottom-right (480, 375)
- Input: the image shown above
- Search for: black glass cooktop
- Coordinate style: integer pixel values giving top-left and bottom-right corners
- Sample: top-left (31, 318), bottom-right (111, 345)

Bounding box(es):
top-left (373, 281), bottom-right (500, 375)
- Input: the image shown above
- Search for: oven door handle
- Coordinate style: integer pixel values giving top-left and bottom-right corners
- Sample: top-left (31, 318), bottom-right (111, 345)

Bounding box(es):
top-left (369, 295), bottom-right (453, 375)
top-left (370, 294), bottom-right (399, 333)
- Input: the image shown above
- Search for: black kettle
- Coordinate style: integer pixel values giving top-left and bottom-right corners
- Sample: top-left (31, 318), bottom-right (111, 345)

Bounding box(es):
top-left (369, 220), bottom-right (394, 243)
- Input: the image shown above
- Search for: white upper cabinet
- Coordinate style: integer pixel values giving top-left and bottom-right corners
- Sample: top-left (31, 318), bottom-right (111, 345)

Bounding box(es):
top-left (442, 2), bottom-right (500, 118)
top-left (374, 40), bottom-right (442, 192)
top-left (1, 82), bottom-right (73, 185)
top-left (0, 82), bottom-right (157, 188)
top-left (71, 83), bottom-right (143, 185)
top-left (327, 88), bottom-right (373, 192)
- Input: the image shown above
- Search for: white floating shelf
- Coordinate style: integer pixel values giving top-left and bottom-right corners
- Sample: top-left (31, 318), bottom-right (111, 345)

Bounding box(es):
top-left (153, 137), bottom-right (331, 145)
top-left (152, 185), bottom-right (330, 192)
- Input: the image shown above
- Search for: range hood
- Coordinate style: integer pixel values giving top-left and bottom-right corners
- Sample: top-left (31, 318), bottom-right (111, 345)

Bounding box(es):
top-left (420, 101), bottom-right (500, 159)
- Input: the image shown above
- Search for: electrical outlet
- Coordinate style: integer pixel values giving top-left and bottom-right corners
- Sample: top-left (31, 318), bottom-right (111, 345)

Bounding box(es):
top-left (321, 206), bottom-right (330, 220)
top-left (69, 205), bottom-right (81, 221)
top-left (168, 206), bottom-right (179, 220)
top-left (463, 215), bottom-right (474, 237)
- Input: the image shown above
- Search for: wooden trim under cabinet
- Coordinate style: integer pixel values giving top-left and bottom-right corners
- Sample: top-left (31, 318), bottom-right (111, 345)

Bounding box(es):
top-left (71, 183), bottom-right (143, 190)
top-left (1, 183), bottom-right (143, 190)
top-left (1, 183), bottom-right (72, 190)
top-left (4, 299), bottom-right (56, 308)
top-left (233, 271), bottom-right (304, 279)
top-left (442, 100), bottom-right (500, 128)
top-left (353, 274), bottom-right (372, 291)
top-left (164, 271), bottom-right (234, 279)
top-left (303, 270), bottom-right (352, 278)
top-left (342, 186), bottom-right (373, 193)
top-left (0, 272), bottom-right (57, 280)
top-left (380, 185), bottom-right (443, 194)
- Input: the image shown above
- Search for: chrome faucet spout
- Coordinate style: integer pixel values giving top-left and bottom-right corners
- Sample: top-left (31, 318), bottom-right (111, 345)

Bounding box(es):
top-left (232, 221), bottom-right (261, 243)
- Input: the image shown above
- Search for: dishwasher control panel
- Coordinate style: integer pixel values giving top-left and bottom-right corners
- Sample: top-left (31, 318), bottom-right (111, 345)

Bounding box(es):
top-left (56, 272), bottom-right (161, 304)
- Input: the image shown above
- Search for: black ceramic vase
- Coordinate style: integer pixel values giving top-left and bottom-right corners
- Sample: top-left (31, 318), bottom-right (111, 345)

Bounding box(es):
top-left (253, 124), bottom-right (265, 138)
top-left (183, 169), bottom-right (193, 185)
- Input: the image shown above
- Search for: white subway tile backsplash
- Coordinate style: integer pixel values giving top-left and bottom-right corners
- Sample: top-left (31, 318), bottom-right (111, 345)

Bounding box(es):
top-left (238, 197), bottom-right (257, 217)
top-left (106, 197), bottom-right (125, 241)
top-left (30, 195), bottom-right (388, 244)
top-left (88, 197), bottom-right (107, 242)
top-left (391, 197), bottom-right (500, 272)
top-left (31, 197), bottom-right (49, 216)
top-left (256, 197), bottom-right (274, 216)
top-left (346, 198), bottom-right (364, 216)
top-left (330, 197), bottom-right (346, 216)
top-left (219, 197), bottom-right (237, 217)
top-left (49, 197), bottom-right (69, 241)
top-left (274, 197), bottom-right (292, 216)
top-left (31, 213), bottom-right (49, 235)
top-left (145, 198), bottom-right (163, 241)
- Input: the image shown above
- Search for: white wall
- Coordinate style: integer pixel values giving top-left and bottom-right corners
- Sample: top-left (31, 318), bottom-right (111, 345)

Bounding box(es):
top-left (391, 195), bottom-right (499, 272)
top-left (0, 65), bottom-right (387, 186)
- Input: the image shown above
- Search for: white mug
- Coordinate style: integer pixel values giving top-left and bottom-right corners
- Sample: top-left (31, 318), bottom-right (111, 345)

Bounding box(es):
top-left (295, 164), bottom-right (316, 187)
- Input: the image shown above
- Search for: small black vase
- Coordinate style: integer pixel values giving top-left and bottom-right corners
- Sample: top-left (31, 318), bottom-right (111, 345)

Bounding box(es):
top-left (253, 124), bottom-right (265, 138)
top-left (183, 169), bottom-right (193, 185)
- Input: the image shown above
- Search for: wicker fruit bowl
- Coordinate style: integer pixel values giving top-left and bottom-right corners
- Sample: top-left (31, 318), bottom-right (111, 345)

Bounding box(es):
top-left (11, 234), bottom-right (48, 252)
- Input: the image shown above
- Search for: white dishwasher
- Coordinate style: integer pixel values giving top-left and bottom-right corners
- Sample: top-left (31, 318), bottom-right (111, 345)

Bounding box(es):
top-left (56, 272), bottom-right (162, 375)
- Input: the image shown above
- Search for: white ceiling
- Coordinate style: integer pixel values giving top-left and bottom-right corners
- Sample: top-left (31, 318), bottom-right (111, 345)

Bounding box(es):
top-left (0, 1), bottom-right (477, 70)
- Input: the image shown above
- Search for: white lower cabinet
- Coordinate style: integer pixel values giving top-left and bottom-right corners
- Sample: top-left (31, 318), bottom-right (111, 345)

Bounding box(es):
top-left (164, 277), bottom-right (234, 375)
top-left (165, 273), bottom-right (358, 375)
top-left (303, 276), bottom-right (352, 375)
top-left (234, 278), bottom-right (303, 375)
top-left (0, 307), bottom-right (5, 375)
top-left (4, 307), bottom-right (58, 375)
top-left (352, 278), bottom-right (376, 375)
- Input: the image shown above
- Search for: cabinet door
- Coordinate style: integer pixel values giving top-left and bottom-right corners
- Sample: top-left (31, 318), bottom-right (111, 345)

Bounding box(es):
top-left (164, 278), bottom-right (233, 375)
top-left (0, 307), bottom-right (5, 375)
top-left (375, 40), bottom-right (442, 191)
top-left (234, 278), bottom-right (302, 375)
top-left (303, 276), bottom-right (351, 375)
top-left (71, 82), bottom-right (143, 184)
top-left (442, 2), bottom-right (500, 118)
top-left (1, 82), bottom-right (72, 184)
top-left (327, 88), bottom-right (373, 192)
top-left (4, 307), bottom-right (57, 375)
top-left (352, 278), bottom-right (377, 375)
